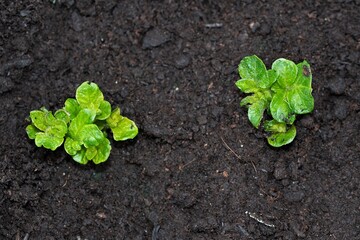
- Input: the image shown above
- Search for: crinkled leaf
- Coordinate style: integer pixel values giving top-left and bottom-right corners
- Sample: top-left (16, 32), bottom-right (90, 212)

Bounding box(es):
top-left (79, 124), bottom-right (105, 148)
top-left (270, 91), bottom-right (294, 123)
top-left (68, 109), bottom-right (96, 139)
top-left (76, 81), bottom-right (104, 110)
top-left (248, 99), bottom-right (267, 129)
top-left (28, 109), bottom-right (67, 150)
top-left (85, 147), bottom-right (97, 160)
top-left (64, 98), bottom-right (80, 120)
top-left (235, 79), bottom-right (258, 93)
top-left (267, 125), bottom-right (297, 147)
top-left (26, 124), bottom-right (39, 140)
top-left (272, 58), bottom-right (298, 87)
top-left (64, 137), bottom-right (81, 156)
top-left (264, 120), bottom-right (287, 133)
top-left (295, 61), bottom-right (312, 88)
top-left (96, 100), bottom-right (111, 120)
top-left (238, 55), bottom-right (273, 88)
top-left (107, 108), bottom-right (138, 141)
top-left (92, 138), bottom-right (111, 164)
top-left (240, 95), bottom-right (257, 107)
top-left (288, 87), bottom-right (314, 114)
top-left (34, 132), bottom-right (64, 151)
top-left (55, 109), bottom-right (70, 123)
top-left (72, 147), bottom-right (88, 165)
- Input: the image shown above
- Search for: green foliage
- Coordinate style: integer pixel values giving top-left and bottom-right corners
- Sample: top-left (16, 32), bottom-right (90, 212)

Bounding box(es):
top-left (26, 81), bottom-right (138, 164)
top-left (236, 55), bottom-right (314, 147)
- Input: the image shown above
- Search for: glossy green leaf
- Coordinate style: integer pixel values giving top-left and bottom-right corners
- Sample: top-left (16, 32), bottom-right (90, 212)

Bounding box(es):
top-left (79, 124), bottom-right (105, 148)
top-left (235, 79), bottom-right (258, 93)
top-left (264, 119), bottom-right (287, 133)
top-left (272, 58), bottom-right (298, 87)
top-left (267, 125), bottom-right (297, 147)
top-left (72, 148), bottom-right (88, 165)
top-left (295, 61), bottom-right (312, 88)
top-left (55, 109), bottom-right (70, 124)
top-left (96, 100), bottom-right (111, 120)
top-left (30, 110), bottom-right (48, 131)
top-left (26, 124), bottom-right (39, 140)
top-left (64, 137), bottom-right (81, 156)
top-left (76, 81), bottom-right (104, 110)
top-left (238, 55), bottom-right (273, 88)
top-left (68, 109), bottom-right (96, 138)
top-left (85, 147), bottom-right (97, 160)
top-left (248, 99), bottom-right (267, 128)
top-left (288, 87), bottom-right (314, 114)
top-left (92, 138), bottom-right (111, 164)
top-left (34, 132), bottom-right (64, 151)
top-left (107, 108), bottom-right (138, 141)
top-left (64, 98), bottom-right (80, 120)
top-left (270, 91), bottom-right (293, 123)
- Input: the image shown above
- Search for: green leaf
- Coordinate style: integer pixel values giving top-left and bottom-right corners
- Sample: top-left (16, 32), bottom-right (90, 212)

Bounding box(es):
top-left (34, 132), bottom-right (64, 151)
top-left (79, 124), bottom-right (105, 148)
top-left (72, 147), bottom-right (88, 165)
top-left (64, 98), bottom-right (80, 120)
top-left (267, 125), bottom-right (297, 147)
top-left (248, 99), bottom-right (267, 128)
top-left (30, 110), bottom-right (48, 131)
top-left (26, 124), bottom-right (39, 140)
top-left (238, 55), bottom-right (273, 88)
top-left (288, 87), bottom-right (314, 114)
top-left (107, 108), bottom-right (138, 141)
top-left (55, 109), bottom-right (70, 123)
top-left (28, 108), bottom-right (67, 151)
top-left (270, 91), bottom-right (294, 123)
top-left (240, 95), bottom-right (257, 107)
top-left (235, 79), bottom-right (258, 93)
top-left (76, 81), bottom-right (104, 111)
top-left (92, 138), bottom-right (111, 164)
top-left (64, 137), bottom-right (81, 156)
top-left (272, 58), bottom-right (298, 87)
top-left (68, 109), bottom-right (96, 139)
top-left (295, 60), bottom-right (312, 88)
top-left (96, 100), bottom-right (111, 120)
top-left (264, 119), bottom-right (287, 133)
top-left (85, 147), bottom-right (97, 160)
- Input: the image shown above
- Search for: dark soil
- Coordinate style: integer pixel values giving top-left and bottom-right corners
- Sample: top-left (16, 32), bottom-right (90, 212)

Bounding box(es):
top-left (1, 1), bottom-right (359, 239)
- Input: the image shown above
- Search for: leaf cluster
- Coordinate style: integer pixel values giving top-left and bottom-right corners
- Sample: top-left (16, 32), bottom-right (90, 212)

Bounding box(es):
top-left (26, 82), bottom-right (138, 164)
top-left (236, 55), bottom-right (314, 147)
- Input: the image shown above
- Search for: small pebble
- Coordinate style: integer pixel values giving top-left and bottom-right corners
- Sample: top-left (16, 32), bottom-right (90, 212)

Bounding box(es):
top-left (142, 28), bottom-right (170, 49)
top-left (175, 54), bottom-right (190, 69)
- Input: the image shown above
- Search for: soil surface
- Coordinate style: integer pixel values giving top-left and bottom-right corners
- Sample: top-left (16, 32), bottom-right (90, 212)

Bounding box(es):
top-left (1, 1), bottom-right (359, 239)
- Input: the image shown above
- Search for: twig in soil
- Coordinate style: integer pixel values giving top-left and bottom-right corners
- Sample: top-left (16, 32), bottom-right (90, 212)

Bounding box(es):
top-left (245, 211), bottom-right (275, 228)
top-left (220, 136), bottom-right (257, 174)
top-left (152, 225), bottom-right (161, 240)
top-left (179, 158), bottom-right (197, 171)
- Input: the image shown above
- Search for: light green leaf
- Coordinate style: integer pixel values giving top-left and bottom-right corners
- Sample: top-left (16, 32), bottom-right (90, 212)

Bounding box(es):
top-left (92, 138), bottom-right (111, 164)
top-left (68, 109), bottom-right (96, 139)
top-left (76, 81), bottom-right (104, 110)
top-left (72, 148), bottom-right (88, 165)
top-left (272, 58), bottom-right (298, 87)
top-left (248, 99), bottom-right (267, 128)
top-left (111, 117), bottom-right (138, 141)
top-left (238, 55), bottom-right (272, 88)
top-left (85, 147), bottom-right (97, 160)
top-left (240, 95), bottom-right (257, 107)
top-left (106, 107), bottom-right (122, 128)
top-left (30, 110), bottom-right (48, 131)
top-left (55, 109), bottom-right (70, 124)
top-left (64, 137), bottom-right (81, 156)
top-left (270, 91), bottom-right (294, 123)
top-left (96, 100), bottom-right (111, 120)
top-left (64, 98), bottom-right (80, 120)
top-left (288, 87), bottom-right (314, 114)
top-left (79, 124), bottom-right (105, 147)
top-left (26, 124), bottom-right (39, 140)
top-left (267, 125), bottom-right (297, 147)
top-left (35, 132), bottom-right (64, 151)
top-left (295, 61), bottom-right (312, 88)
top-left (235, 79), bottom-right (258, 93)
top-left (264, 119), bottom-right (287, 133)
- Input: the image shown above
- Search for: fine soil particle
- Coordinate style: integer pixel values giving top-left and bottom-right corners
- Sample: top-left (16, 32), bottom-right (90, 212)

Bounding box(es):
top-left (1, 1), bottom-right (359, 239)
